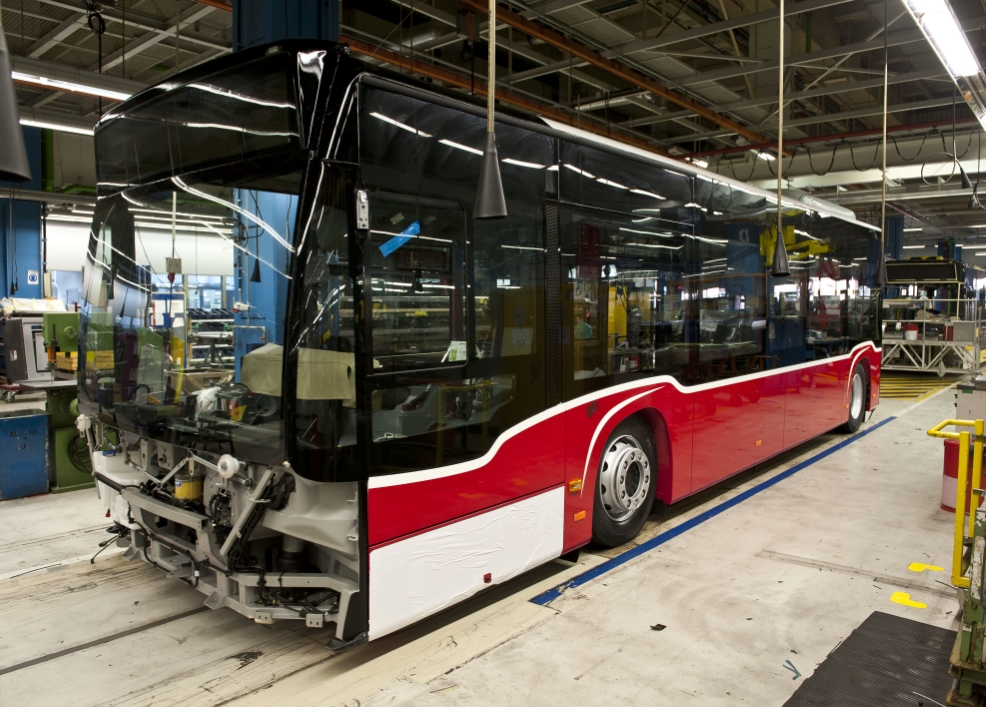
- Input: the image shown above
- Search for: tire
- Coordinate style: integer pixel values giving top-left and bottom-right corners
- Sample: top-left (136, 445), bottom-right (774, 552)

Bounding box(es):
top-left (591, 417), bottom-right (657, 547)
top-left (842, 363), bottom-right (866, 433)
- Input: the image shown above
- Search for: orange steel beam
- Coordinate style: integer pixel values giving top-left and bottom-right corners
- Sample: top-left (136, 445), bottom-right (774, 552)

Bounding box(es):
top-left (455, 0), bottom-right (779, 151)
top-left (342, 36), bottom-right (670, 157)
top-left (195, 0), bottom-right (232, 9)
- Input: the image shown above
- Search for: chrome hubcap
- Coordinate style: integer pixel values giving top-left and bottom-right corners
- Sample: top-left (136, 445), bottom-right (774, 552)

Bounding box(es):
top-left (599, 435), bottom-right (652, 522)
top-left (850, 372), bottom-right (864, 419)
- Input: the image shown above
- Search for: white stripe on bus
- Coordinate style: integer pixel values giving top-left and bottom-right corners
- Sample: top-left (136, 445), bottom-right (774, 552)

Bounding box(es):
top-left (367, 341), bottom-right (881, 490)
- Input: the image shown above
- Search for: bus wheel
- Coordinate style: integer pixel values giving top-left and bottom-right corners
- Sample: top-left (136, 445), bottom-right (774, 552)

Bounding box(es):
top-left (592, 417), bottom-right (656, 548)
top-left (843, 363), bottom-right (866, 433)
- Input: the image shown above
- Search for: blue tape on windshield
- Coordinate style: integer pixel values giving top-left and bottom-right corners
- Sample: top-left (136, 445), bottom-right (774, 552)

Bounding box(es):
top-left (379, 221), bottom-right (420, 257)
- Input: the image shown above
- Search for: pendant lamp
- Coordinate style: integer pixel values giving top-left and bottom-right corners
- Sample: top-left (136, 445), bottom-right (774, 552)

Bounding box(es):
top-left (771, 229), bottom-right (790, 278)
top-left (474, 0), bottom-right (507, 220)
top-left (0, 17), bottom-right (31, 182)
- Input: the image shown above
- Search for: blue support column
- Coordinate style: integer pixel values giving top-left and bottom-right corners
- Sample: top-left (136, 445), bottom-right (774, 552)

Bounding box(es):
top-left (233, 0), bottom-right (339, 51)
top-left (1, 126), bottom-right (44, 299)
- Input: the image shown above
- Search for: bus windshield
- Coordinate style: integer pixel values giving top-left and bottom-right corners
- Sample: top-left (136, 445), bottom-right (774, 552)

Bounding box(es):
top-left (78, 167), bottom-right (301, 466)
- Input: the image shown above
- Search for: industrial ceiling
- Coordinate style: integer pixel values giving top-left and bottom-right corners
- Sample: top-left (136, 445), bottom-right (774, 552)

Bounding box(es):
top-left (5, 0), bottom-right (986, 250)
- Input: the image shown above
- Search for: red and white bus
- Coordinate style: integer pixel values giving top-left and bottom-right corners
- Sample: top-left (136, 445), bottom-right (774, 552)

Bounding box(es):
top-left (79, 40), bottom-right (882, 650)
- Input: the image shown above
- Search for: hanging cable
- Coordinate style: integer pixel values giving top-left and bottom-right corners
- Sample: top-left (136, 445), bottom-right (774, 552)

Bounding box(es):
top-left (84, 1), bottom-right (106, 116)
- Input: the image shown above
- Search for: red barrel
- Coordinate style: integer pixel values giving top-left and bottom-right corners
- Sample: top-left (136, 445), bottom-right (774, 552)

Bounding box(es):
top-left (942, 438), bottom-right (985, 512)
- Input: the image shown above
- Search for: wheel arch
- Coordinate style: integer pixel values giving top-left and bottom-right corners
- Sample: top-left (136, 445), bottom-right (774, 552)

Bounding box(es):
top-left (855, 355), bottom-right (876, 411)
top-left (630, 408), bottom-right (673, 504)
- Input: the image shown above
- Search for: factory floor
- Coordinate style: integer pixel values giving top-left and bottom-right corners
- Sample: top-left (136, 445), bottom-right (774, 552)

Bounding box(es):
top-left (0, 386), bottom-right (964, 707)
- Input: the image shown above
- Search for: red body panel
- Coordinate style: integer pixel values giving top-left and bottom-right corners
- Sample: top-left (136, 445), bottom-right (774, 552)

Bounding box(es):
top-left (367, 344), bottom-right (882, 550)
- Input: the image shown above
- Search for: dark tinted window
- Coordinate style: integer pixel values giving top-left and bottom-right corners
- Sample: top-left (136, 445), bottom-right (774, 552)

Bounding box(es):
top-left (96, 53), bottom-right (302, 186)
top-left (358, 86), bottom-right (549, 474)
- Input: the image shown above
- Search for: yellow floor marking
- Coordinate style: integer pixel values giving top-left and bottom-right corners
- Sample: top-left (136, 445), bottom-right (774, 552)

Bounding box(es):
top-left (907, 563), bottom-right (944, 573)
top-left (890, 591), bottom-right (927, 608)
top-left (879, 375), bottom-right (959, 401)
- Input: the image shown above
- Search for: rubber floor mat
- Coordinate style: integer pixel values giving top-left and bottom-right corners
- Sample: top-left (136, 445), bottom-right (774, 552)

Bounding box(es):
top-left (783, 611), bottom-right (955, 707)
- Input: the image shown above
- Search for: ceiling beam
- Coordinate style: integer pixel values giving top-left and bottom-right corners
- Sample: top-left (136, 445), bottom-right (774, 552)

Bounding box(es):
top-left (340, 34), bottom-right (674, 157)
top-left (678, 29), bottom-right (927, 86)
top-left (37, 0), bottom-right (230, 52)
top-left (608, 0), bottom-right (856, 56)
top-left (455, 0), bottom-right (776, 148)
top-left (86, 5), bottom-right (221, 74)
top-left (784, 96), bottom-right (958, 128)
top-left (26, 14), bottom-right (85, 59)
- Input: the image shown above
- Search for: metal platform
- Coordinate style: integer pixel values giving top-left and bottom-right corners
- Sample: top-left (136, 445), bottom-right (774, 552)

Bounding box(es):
top-left (783, 611), bottom-right (954, 707)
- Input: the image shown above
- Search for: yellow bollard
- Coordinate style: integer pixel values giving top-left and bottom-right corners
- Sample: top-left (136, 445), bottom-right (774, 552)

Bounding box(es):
top-left (956, 430), bottom-right (972, 588)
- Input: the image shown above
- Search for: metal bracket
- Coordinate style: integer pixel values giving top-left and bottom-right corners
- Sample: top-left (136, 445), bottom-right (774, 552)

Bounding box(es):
top-left (204, 590), bottom-right (228, 610)
top-left (305, 612), bottom-right (325, 629)
top-left (254, 610), bottom-right (274, 625)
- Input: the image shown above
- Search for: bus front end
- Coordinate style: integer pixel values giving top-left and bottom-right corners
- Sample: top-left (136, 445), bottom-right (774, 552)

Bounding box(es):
top-left (78, 41), bottom-right (370, 648)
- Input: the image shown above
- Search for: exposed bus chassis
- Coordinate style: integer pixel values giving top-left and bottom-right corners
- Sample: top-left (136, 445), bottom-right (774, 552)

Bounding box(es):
top-left (81, 415), bottom-right (365, 647)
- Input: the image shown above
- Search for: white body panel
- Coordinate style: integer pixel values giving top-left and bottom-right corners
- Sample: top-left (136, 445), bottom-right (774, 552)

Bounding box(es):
top-left (368, 487), bottom-right (565, 639)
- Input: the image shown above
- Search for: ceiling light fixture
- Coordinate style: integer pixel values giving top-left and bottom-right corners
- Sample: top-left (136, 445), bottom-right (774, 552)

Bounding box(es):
top-left (11, 70), bottom-right (131, 102)
top-left (901, 0), bottom-right (986, 130)
top-left (18, 117), bottom-right (93, 136)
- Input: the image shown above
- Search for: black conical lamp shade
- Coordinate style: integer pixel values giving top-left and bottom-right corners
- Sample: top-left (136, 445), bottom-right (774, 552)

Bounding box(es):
top-left (771, 228), bottom-right (790, 277)
top-left (0, 28), bottom-right (31, 183)
top-left (960, 163), bottom-right (973, 191)
top-left (877, 253), bottom-right (889, 285)
top-left (250, 257), bottom-right (262, 283)
top-left (474, 132), bottom-right (507, 219)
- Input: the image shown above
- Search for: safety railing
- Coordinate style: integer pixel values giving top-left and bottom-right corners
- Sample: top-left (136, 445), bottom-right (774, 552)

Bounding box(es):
top-left (928, 418), bottom-right (985, 589)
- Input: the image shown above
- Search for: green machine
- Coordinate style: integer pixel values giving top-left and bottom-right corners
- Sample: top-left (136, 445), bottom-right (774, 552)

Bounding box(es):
top-left (42, 312), bottom-right (93, 494)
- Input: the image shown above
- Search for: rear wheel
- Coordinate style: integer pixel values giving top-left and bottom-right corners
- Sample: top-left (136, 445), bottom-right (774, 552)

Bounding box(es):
top-left (592, 417), bottom-right (656, 547)
top-left (843, 363), bottom-right (866, 433)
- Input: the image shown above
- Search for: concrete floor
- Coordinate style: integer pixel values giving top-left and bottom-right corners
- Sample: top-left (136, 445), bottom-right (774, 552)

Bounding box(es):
top-left (0, 386), bottom-right (964, 706)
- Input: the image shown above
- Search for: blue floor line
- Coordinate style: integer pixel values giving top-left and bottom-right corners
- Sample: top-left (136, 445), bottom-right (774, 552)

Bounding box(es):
top-left (531, 415), bottom-right (898, 606)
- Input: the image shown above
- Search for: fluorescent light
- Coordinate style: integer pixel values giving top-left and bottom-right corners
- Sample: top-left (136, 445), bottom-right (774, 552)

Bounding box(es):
top-left (439, 138), bottom-right (482, 155)
top-left (500, 245), bottom-right (545, 252)
top-left (903, 245), bottom-right (929, 249)
top-left (902, 0), bottom-right (980, 77)
top-left (564, 164), bottom-right (596, 179)
top-left (370, 112), bottom-right (432, 137)
top-left (687, 158), bottom-right (709, 169)
top-left (46, 214), bottom-right (92, 223)
top-left (19, 117), bottom-right (93, 136)
top-left (11, 70), bottom-right (131, 102)
top-left (757, 152), bottom-right (776, 161)
top-left (619, 227), bottom-right (673, 238)
top-left (630, 189), bottom-right (665, 199)
top-left (597, 178), bottom-right (629, 189)
top-left (133, 221), bottom-right (234, 236)
top-left (627, 242), bottom-right (682, 250)
top-left (502, 158), bottom-right (545, 169)
top-left (903, 227), bottom-right (923, 232)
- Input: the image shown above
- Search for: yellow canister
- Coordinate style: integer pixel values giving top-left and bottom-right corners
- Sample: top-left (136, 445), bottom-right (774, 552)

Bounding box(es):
top-left (174, 470), bottom-right (203, 501)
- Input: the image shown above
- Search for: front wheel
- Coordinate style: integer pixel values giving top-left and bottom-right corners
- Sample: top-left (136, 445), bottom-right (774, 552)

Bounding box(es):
top-left (592, 417), bottom-right (656, 547)
top-left (842, 363), bottom-right (866, 433)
